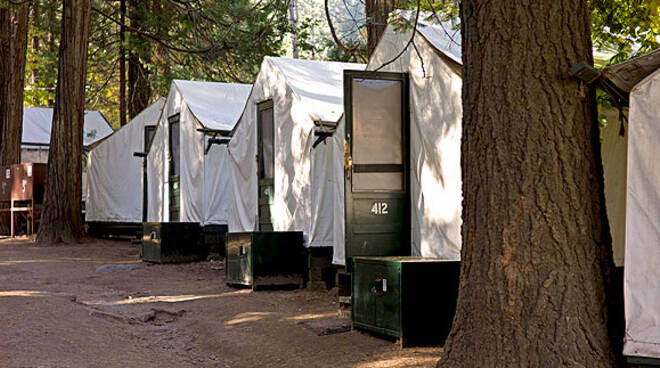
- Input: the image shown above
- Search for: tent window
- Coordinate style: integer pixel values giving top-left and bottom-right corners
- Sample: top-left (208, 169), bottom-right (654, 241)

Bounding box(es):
top-left (144, 125), bottom-right (156, 152)
top-left (351, 78), bottom-right (404, 191)
top-left (168, 115), bottom-right (180, 178)
top-left (258, 100), bottom-right (274, 180)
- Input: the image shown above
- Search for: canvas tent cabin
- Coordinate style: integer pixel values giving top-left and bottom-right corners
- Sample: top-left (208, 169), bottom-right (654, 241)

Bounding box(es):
top-left (329, 12), bottom-right (463, 267)
top-left (145, 80), bottom-right (251, 257)
top-left (21, 107), bottom-right (114, 200)
top-left (85, 98), bottom-right (165, 237)
top-left (595, 49), bottom-right (660, 366)
top-left (226, 57), bottom-right (364, 288)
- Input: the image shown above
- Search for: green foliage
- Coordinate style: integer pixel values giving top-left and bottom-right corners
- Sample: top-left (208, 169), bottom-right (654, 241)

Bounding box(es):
top-left (591, 0), bottom-right (660, 64)
top-left (25, 0), bottom-right (292, 128)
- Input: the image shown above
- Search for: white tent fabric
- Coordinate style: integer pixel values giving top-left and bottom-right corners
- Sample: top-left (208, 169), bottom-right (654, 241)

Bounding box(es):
top-left (22, 107), bottom-right (113, 148)
top-left (85, 98), bottom-right (165, 223)
top-left (332, 15), bottom-right (463, 265)
top-left (147, 80), bottom-right (251, 225)
top-left (623, 68), bottom-right (660, 360)
top-left (227, 57), bottom-right (363, 247)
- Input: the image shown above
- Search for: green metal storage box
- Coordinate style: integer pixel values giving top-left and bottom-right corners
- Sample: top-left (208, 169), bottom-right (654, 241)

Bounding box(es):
top-left (226, 231), bottom-right (306, 289)
top-left (203, 224), bottom-right (228, 257)
top-left (628, 357), bottom-right (660, 368)
top-left (141, 222), bottom-right (205, 263)
top-left (352, 256), bottom-right (460, 347)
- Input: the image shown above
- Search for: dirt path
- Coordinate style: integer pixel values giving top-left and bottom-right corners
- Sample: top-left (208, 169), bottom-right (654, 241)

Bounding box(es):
top-left (0, 238), bottom-right (442, 367)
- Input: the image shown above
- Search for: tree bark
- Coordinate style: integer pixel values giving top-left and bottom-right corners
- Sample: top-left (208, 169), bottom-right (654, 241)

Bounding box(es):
top-left (119, 0), bottom-right (127, 126)
top-left (36, 0), bottom-right (91, 244)
top-left (0, 3), bottom-right (29, 165)
top-left (287, 0), bottom-right (298, 58)
top-left (438, 1), bottom-right (619, 367)
top-left (366, 0), bottom-right (394, 57)
top-left (127, 0), bottom-right (150, 119)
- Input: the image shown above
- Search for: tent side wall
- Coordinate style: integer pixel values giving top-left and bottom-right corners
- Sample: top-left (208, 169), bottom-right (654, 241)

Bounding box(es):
top-left (86, 99), bottom-right (164, 223)
top-left (332, 24), bottom-right (463, 265)
top-left (623, 69), bottom-right (660, 359)
top-left (228, 58), bottom-right (338, 248)
top-left (227, 61), bottom-right (273, 233)
top-left (203, 142), bottom-right (230, 225)
top-left (179, 99), bottom-right (206, 223)
top-left (147, 84), bottom-right (206, 224)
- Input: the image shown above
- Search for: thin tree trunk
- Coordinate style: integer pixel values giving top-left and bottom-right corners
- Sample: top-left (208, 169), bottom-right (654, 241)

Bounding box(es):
top-left (0, 3), bottom-right (29, 165)
top-left (366, 0), bottom-right (394, 57)
top-left (438, 1), bottom-right (618, 367)
top-left (287, 0), bottom-right (298, 59)
top-left (119, 0), bottom-right (127, 126)
top-left (36, 0), bottom-right (91, 244)
top-left (127, 0), bottom-right (150, 119)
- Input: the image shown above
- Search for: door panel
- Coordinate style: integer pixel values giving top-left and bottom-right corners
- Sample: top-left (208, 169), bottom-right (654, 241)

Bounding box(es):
top-left (227, 234), bottom-right (252, 285)
top-left (344, 71), bottom-right (410, 266)
top-left (257, 101), bottom-right (274, 231)
top-left (168, 116), bottom-right (180, 222)
top-left (374, 263), bottom-right (401, 334)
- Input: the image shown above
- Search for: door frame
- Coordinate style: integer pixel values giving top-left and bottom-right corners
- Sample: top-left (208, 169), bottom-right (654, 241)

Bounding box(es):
top-left (256, 100), bottom-right (274, 231)
top-left (343, 70), bottom-right (411, 266)
top-left (168, 114), bottom-right (181, 222)
top-left (142, 125), bottom-right (156, 222)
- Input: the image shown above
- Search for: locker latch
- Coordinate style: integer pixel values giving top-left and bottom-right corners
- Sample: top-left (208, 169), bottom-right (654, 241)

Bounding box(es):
top-left (371, 278), bottom-right (388, 294)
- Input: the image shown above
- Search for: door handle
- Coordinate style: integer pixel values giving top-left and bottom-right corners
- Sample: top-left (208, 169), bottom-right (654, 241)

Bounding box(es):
top-left (344, 138), bottom-right (352, 180)
top-left (239, 245), bottom-right (247, 256)
top-left (371, 278), bottom-right (388, 294)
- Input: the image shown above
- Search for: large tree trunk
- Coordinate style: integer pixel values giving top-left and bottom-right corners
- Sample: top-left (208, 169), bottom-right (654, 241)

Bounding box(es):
top-left (36, 0), bottom-right (91, 244)
top-left (438, 1), bottom-right (619, 367)
top-left (366, 0), bottom-right (394, 57)
top-left (0, 3), bottom-right (29, 165)
top-left (127, 0), bottom-right (150, 119)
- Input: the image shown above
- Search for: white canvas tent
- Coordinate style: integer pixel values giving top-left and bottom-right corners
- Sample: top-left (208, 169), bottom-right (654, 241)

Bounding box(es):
top-left (227, 57), bottom-right (364, 248)
top-left (21, 107), bottom-right (114, 199)
top-left (330, 13), bottom-right (463, 265)
top-left (147, 80), bottom-right (251, 225)
top-left (85, 98), bottom-right (165, 224)
top-left (21, 106), bottom-right (114, 162)
top-left (600, 49), bottom-right (660, 361)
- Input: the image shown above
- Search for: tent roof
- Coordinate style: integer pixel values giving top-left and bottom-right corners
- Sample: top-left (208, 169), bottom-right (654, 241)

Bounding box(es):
top-left (22, 107), bottom-right (114, 148)
top-left (266, 57), bottom-right (365, 123)
top-left (172, 80), bottom-right (252, 131)
top-left (93, 97), bottom-right (165, 147)
top-left (397, 10), bottom-right (462, 65)
top-left (603, 49), bottom-right (660, 93)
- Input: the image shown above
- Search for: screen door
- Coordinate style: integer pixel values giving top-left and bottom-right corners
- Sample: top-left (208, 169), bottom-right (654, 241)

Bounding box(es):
top-left (257, 100), bottom-right (274, 231)
top-left (344, 71), bottom-right (410, 267)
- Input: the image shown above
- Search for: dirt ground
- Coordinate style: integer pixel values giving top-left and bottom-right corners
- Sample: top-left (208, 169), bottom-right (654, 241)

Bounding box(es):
top-left (0, 237), bottom-right (442, 368)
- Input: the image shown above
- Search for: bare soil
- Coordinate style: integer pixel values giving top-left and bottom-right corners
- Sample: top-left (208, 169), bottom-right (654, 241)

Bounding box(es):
top-left (0, 238), bottom-right (442, 367)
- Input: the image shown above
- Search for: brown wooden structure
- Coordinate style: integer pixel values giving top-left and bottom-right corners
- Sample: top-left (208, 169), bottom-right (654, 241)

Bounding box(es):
top-left (0, 163), bottom-right (47, 237)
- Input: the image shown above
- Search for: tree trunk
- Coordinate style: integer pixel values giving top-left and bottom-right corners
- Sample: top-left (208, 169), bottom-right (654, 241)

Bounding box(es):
top-left (0, 3), bottom-right (29, 165)
top-left (36, 0), bottom-right (91, 244)
top-left (366, 0), bottom-right (394, 57)
top-left (438, 1), bottom-right (619, 367)
top-left (119, 0), bottom-right (127, 126)
top-left (127, 0), bottom-right (150, 119)
top-left (287, 0), bottom-right (298, 58)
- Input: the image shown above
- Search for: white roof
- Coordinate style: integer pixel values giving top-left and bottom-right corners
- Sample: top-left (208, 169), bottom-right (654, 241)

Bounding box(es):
top-left (173, 80), bottom-right (252, 131)
top-left (267, 57), bottom-right (366, 122)
top-left (22, 107), bottom-right (114, 148)
top-left (398, 10), bottom-right (462, 65)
